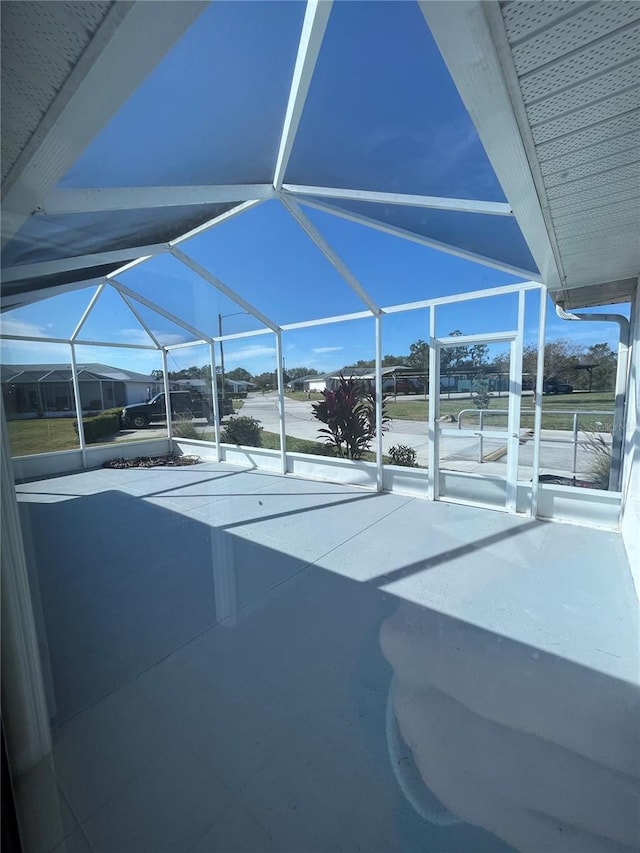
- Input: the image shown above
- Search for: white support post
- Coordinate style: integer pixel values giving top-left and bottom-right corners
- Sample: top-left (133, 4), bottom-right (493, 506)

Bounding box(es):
top-left (162, 349), bottom-right (173, 444)
top-left (506, 291), bottom-right (525, 513)
top-left (71, 284), bottom-right (104, 341)
top-left (375, 315), bottom-right (383, 491)
top-left (273, 0), bottom-right (333, 190)
top-left (1, 396), bottom-right (52, 777)
top-left (69, 344), bottom-right (87, 468)
top-left (531, 287), bottom-right (548, 518)
top-left (428, 307), bottom-right (438, 501)
top-left (276, 332), bottom-right (287, 475)
top-left (209, 342), bottom-right (221, 463)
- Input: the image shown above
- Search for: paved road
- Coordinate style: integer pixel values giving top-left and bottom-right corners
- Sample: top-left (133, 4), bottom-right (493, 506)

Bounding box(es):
top-left (238, 393), bottom-right (603, 478)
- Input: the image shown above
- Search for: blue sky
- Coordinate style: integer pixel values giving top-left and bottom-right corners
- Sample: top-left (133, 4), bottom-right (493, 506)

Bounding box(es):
top-left (1, 205), bottom-right (624, 376)
top-left (0, 1), bottom-right (627, 374)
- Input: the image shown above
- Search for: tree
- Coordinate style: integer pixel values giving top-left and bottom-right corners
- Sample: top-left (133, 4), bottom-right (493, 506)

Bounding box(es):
top-left (440, 330), bottom-right (469, 370)
top-left (407, 340), bottom-right (429, 372)
top-left (252, 371), bottom-right (275, 391)
top-left (469, 343), bottom-right (489, 368)
top-left (586, 343), bottom-right (617, 391)
top-left (226, 367), bottom-right (252, 382)
top-left (286, 367), bottom-right (319, 381)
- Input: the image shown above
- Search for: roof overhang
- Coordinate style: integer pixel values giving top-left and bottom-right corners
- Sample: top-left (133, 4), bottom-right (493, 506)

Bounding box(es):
top-left (422, 0), bottom-right (639, 309)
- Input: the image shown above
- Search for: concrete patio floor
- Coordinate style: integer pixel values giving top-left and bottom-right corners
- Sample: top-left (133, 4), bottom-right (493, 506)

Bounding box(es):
top-left (14, 463), bottom-right (639, 853)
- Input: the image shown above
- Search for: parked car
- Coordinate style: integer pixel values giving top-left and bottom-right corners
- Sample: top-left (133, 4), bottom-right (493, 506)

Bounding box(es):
top-left (543, 380), bottom-right (573, 395)
top-left (121, 391), bottom-right (233, 428)
top-left (382, 377), bottom-right (420, 394)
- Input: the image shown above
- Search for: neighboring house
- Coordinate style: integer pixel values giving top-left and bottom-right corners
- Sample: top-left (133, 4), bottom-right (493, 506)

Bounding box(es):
top-left (286, 374), bottom-right (319, 392)
top-left (1, 363), bottom-right (155, 418)
top-left (172, 378), bottom-right (256, 395)
top-left (304, 366), bottom-right (418, 393)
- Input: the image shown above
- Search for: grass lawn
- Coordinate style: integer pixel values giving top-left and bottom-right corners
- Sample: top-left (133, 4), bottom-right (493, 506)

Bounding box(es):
top-left (7, 418), bottom-right (80, 456)
top-left (386, 391), bottom-right (615, 430)
top-left (284, 391), bottom-right (324, 402)
top-left (260, 430), bottom-right (388, 464)
top-left (232, 399), bottom-right (244, 412)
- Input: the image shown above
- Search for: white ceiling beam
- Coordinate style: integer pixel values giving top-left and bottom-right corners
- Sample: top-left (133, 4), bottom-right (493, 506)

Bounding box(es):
top-left (0, 334), bottom-right (157, 351)
top-left (109, 278), bottom-right (213, 343)
top-left (170, 247), bottom-right (280, 332)
top-left (281, 310), bottom-right (373, 331)
top-left (272, 0), bottom-right (333, 190)
top-left (1, 244), bottom-right (166, 284)
top-left (41, 185), bottom-right (275, 215)
top-left (281, 197), bottom-right (379, 315)
top-left (282, 185), bottom-right (513, 216)
top-left (2, 1), bottom-right (208, 246)
top-left (298, 196), bottom-right (541, 281)
top-left (0, 280), bottom-right (100, 311)
top-left (71, 283), bottom-right (105, 341)
top-left (114, 288), bottom-right (162, 349)
top-left (419, 1), bottom-right (561, 290)
top-left (169, 200), bottom-right (265, 248)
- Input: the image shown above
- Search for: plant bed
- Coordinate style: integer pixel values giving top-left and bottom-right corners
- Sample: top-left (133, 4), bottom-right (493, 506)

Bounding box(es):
top-left (102, 452), bottom-right (201, 469)
top-left (538, 474), bottom-right (600, 489)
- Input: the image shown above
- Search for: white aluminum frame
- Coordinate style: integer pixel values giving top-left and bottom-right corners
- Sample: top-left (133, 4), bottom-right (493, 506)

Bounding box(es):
top-left (296, 195), bottom-right (542, 281)
top-left (283, 184), bottom-right (513, 216)
top-left (272, 0), bottom-right (333, 190)
top-left (433, 329), bottom-right (521, 514)
top-left (43, 185), bottom-right (274, 215)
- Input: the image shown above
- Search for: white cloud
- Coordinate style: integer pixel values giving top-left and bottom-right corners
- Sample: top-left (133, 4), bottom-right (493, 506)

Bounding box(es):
top-left (116, 328), bottom-right (188, 347)
top-left (311, 346), bottom-right (343, 354)
top-left (1, 317), bottom-right (49, 338)
top-left (227, 344), bottom-right (276, 362)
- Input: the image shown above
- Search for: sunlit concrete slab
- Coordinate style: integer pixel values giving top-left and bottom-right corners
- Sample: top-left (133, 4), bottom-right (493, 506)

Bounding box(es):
top-left (16, 464), bottom-right (639, 853)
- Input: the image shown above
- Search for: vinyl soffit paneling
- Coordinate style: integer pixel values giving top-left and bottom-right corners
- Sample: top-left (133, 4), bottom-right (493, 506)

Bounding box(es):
top-left (0, 1), bottom-right (113, 183)
top-left (498, 1), bottom-right (640, 295)
top-left (535, 109), bottom-right (640, 161)
top-left (539, 129), bottom-right (640, 176)
top-left (543, 146), bottom-right (639, 187)
top-left (519, 23), bottom-right (640, 101)
top-left (506, 3), bottom-right (640, 76)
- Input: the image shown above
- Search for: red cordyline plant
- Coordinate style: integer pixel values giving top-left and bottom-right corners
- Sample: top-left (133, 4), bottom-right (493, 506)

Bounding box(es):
top-left (311, 374), bottom-right (389, 459)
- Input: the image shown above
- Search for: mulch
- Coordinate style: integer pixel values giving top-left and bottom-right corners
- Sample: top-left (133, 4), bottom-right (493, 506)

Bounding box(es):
top-left (102, 452), bottom-right (201, 469)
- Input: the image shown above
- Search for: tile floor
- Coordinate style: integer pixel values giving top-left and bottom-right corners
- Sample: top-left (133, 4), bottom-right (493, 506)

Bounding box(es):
top-left (13, 463), bottom-right (640, 853)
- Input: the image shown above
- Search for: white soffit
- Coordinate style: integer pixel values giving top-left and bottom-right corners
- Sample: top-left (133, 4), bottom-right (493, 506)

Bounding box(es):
top-left (1, 0), bottom-right (207, 246)
top-left (423, 0), bottom-right (640, 308)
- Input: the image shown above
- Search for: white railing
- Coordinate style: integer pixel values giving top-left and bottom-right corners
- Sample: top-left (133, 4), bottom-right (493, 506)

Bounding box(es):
top-left (457, 408), bottom-right (614, 474)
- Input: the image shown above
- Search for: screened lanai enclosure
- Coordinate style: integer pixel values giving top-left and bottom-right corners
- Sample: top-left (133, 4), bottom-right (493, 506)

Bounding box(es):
top-left (2, 3), bottom-right (639, 853)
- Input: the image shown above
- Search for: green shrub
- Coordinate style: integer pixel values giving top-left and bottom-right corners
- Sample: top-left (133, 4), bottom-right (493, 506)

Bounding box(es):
top-left (74, 408), bottom-right (121, 443)
top-left (172, 418), bottom-right (203, 440)
top-left (231, 391), bottom-right (248, 400)
top-left (311, 374), bottom-right (389, 459)
top-left (388, 444), bottom-right (417, 467)
top-left (221, 416), bottom-right (263, 446)
top-left (472, 378), bottom-right (491, 410)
